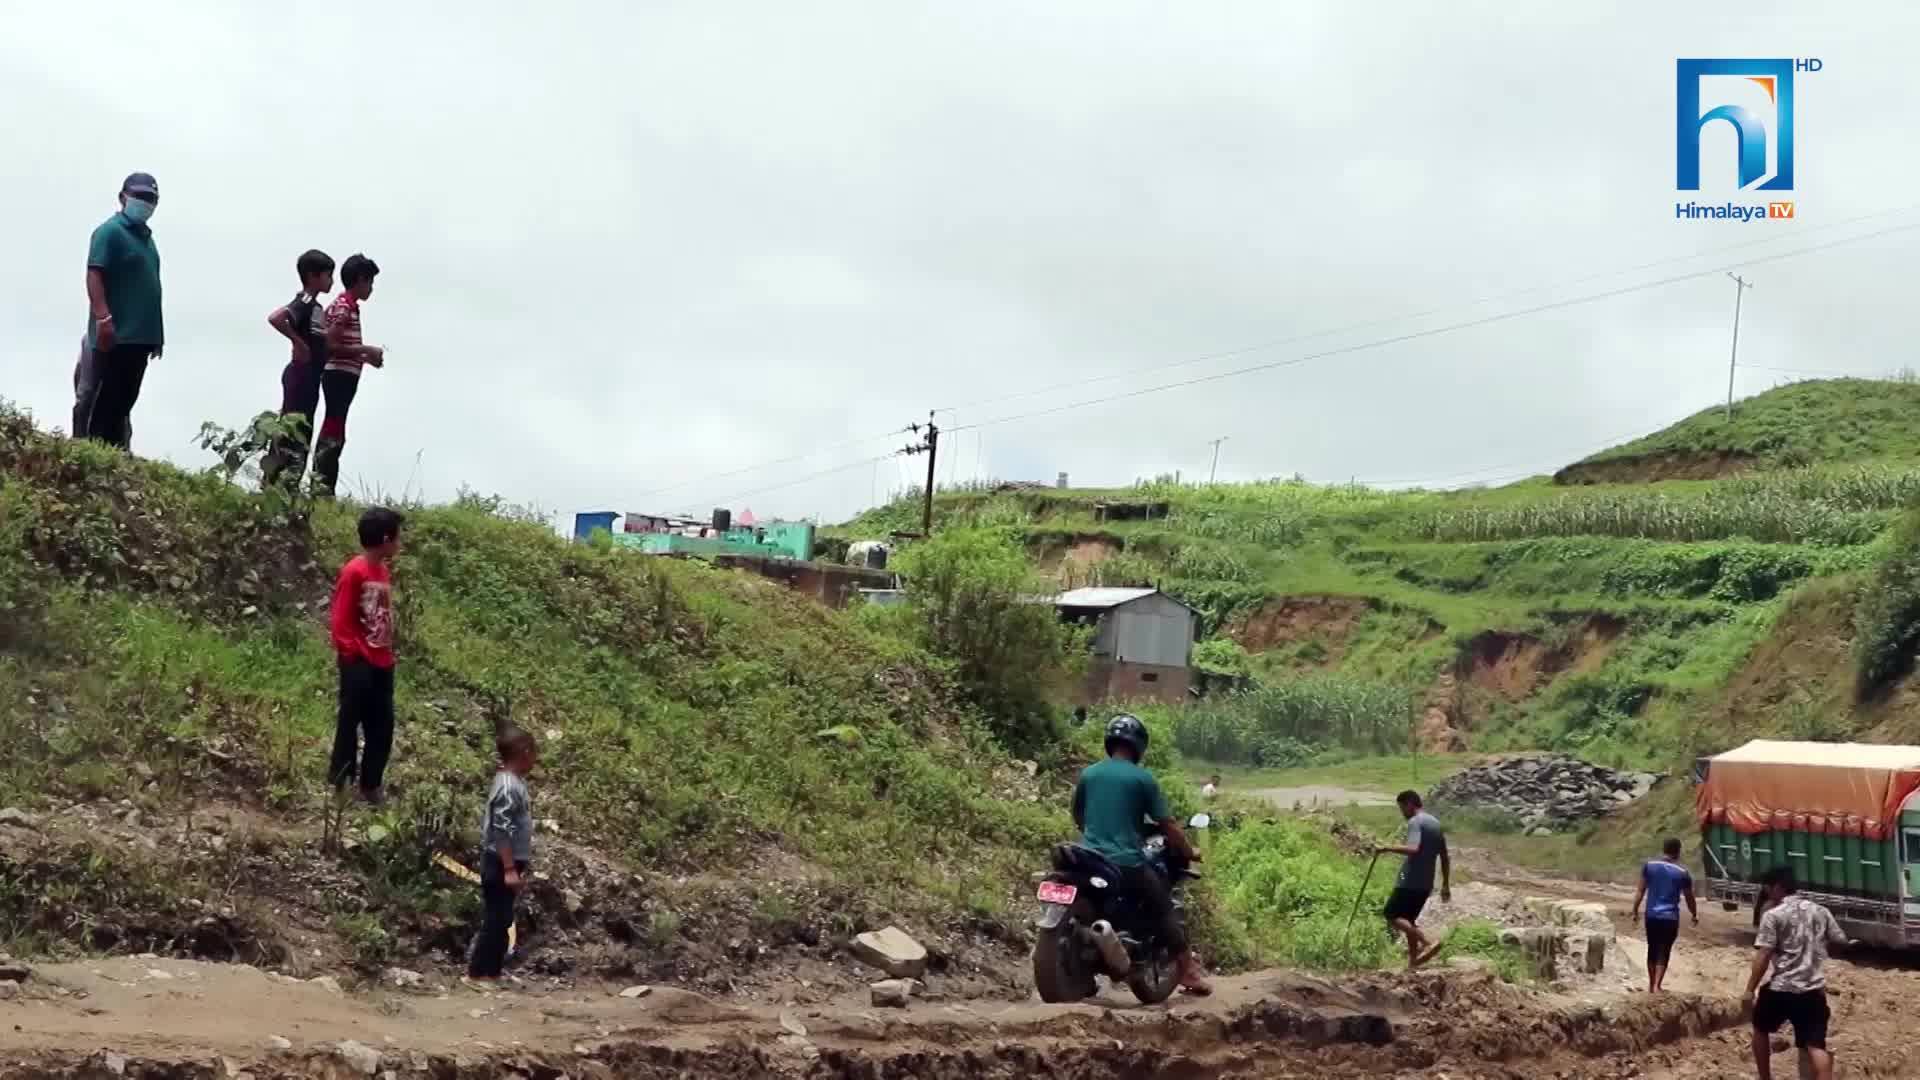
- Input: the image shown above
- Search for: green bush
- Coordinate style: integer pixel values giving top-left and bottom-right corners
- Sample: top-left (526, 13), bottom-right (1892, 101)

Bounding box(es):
top-left (892, 527), bottom-right (1083, 749)
top-left (1854, 509), bottom-right (1920, 691)
top-left (1192, 637), bottom-right (1252, 676)
top-left (1598, 543), bottom-right (1814, 603)
top-left (1206, 820), bottom-right (1395, 972)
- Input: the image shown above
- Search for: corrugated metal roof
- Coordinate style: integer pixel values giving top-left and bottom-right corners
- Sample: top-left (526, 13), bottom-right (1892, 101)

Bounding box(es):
top-left (1054, 587), bottom-right (1173, 610)
top-left (1711, 739), bottom-right (1920, 769)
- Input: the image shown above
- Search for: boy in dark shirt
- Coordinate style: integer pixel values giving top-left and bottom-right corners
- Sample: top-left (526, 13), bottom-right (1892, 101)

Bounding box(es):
top-left (261, 250), bottom-right (336, 492)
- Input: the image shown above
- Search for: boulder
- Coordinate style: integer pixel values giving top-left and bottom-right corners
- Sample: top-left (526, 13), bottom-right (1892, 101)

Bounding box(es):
top-left (870, 979), bottom-right (918, 1008)
top-left (851, 926), bottom-right (927, 979)
top-left (335, 1041), bottom-right (382, 1077)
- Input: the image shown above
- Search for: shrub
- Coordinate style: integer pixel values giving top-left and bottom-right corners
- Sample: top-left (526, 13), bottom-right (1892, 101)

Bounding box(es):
top-left (1192, 638), bottom-right (1252, 677)
top-left (1206, 820), bottom-right (1396, 972)
top-left (1853, 509), bottom-right (1920, 692)
top-left (892, 527), bottom-right (1082, 749)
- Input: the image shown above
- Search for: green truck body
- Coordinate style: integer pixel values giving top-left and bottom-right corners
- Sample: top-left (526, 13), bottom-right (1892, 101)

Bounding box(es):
top-left (1696, 740), bottom-right (1920, 948)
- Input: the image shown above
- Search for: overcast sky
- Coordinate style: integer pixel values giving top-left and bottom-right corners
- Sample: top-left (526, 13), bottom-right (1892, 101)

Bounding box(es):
top-left (3, 4), bottom-right (1916, 526)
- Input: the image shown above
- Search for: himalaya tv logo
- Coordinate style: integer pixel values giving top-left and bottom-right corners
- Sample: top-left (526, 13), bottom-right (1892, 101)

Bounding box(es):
top-left (1675, 58), bottom-right (1819, 222)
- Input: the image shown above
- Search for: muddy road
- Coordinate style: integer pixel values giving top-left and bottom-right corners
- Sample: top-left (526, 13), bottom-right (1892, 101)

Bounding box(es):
top-left (1, 859), bottom-right (1915, 1079)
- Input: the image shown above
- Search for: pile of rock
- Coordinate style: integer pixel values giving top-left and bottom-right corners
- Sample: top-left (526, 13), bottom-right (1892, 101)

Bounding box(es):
top-left (1431, 755), bottom-right (1660, 835)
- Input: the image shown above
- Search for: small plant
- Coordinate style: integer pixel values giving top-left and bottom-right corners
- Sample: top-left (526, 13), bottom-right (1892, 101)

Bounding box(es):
top-left (646, 910), bottom-right (682, 949)
top-left (1435, 919), bottom-right (1533, 983)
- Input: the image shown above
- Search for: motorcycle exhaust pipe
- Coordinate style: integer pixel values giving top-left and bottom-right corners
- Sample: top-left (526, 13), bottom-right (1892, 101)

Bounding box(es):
top-left (1088, 920), bottom-right (1130, 976)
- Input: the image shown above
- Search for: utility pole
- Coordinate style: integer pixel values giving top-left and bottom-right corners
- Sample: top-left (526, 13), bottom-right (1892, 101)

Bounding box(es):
top-left (1207, 436), bottom-right (1228, 484)
top-left (1725, 273), bottom-right (1753, 422)
top-left (900, 412), bottom-right (940, 536)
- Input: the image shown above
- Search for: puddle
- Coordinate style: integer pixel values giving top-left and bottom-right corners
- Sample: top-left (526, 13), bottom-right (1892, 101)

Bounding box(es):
top-left (1245, 785), bottom-right (1394, 809)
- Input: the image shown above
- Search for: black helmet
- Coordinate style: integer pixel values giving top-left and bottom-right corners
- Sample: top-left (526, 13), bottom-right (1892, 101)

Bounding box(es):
top-left (1104, 714), bottom-right (1149, 759)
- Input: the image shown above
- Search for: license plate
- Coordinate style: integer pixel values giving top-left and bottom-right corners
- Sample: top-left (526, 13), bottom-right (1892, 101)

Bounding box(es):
top-left (1036, 881), bottom-right (1078, 904)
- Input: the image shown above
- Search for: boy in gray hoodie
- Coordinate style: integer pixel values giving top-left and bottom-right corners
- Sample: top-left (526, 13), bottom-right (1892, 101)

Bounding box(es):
top-left (468, 728), bottom-right (537, 980)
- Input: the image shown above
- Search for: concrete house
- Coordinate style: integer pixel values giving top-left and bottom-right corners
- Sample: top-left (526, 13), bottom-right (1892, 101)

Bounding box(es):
top-left (1055, 587), bottom-right (1197, 705)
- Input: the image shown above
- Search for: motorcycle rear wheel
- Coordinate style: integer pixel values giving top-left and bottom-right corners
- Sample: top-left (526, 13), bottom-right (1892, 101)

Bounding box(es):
top-left (1033, 924), bottom-right (1097, 1003)
top-left (1126, 943), bottom-right (1179, 1004)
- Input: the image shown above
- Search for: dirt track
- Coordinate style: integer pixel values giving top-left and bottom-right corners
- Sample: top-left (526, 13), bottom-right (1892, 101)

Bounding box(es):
top-left (1, 858), bottom-right (1915, 1079)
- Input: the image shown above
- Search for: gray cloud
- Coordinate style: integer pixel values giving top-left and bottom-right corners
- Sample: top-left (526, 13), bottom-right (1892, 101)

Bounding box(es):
top-left (3, 3), bottom-right (1916, 524)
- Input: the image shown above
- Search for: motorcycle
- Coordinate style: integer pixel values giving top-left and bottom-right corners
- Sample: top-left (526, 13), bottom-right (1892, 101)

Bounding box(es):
top-left (1030, 814), bottom-right (1208, 1004)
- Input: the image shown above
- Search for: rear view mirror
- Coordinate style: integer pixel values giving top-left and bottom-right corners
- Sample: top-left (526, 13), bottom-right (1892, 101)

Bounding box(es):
top-left (1188, 813), bottom-right (1211, 830)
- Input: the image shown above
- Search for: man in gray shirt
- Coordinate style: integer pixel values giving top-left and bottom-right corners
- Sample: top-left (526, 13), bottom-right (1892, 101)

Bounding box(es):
top-left (1375, 790), bottom-right (1451, 969)
top-left (1745, 866), bottom-right (1851, 1080)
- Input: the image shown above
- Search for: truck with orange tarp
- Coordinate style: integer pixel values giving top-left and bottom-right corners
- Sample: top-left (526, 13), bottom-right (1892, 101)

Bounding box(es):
top-left (1696, 739), bottom-right (1920, 945)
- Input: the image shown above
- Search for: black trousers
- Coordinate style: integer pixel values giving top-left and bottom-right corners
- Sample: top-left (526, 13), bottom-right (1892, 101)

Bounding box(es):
top-left (313, 370), bottom-right (360, 496)
top-left (1645, 917), bottom-right (1680, 968)
top-left (1122, 864), bottom-right (1186, 952)
top-left (261, 361), bottom-right (323, 490)
top-left (469, 852), bottom-right (525, 977)
top-left (83, 344), bottom-right (153, 450)
top-left (329, 657), bottom-right (394, 792)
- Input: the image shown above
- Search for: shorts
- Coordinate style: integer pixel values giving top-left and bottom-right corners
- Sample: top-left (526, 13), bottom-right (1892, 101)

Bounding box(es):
top-left (1383, 887), bottom-right (1430, 924)
top-left (1645, 917), bottom-right (1680, 967)
top-left (1753, 987), bottom-right (1829, 1050)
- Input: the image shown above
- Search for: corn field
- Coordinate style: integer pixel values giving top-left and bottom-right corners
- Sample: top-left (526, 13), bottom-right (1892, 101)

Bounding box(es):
top-left (1172, 676), bottom-right (1415, 764)
top-left (1416, 467), bottom-right (1920, 545)
top-left (1718, 465), bottom-right (1920, 511)
top-left (1165, 507), bottom-right (1307, 547)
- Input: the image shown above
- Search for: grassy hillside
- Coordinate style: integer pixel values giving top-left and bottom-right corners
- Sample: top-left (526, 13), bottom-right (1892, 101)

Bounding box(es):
top-left (0, 403), bottom-right (1079, 980)
top-left (836, 380), bottom-right (1920, 793)
top-left (1558, 378), bottom-right (1920, 483)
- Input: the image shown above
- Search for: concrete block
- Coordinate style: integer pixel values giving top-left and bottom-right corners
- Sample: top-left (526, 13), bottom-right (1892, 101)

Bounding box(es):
top-left (851, 926), bottom-right (928, 979)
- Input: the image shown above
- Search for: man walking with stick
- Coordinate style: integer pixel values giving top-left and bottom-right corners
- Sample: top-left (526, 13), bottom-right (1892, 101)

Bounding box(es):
top-left (1375, 790), bottom-right (1450, 969)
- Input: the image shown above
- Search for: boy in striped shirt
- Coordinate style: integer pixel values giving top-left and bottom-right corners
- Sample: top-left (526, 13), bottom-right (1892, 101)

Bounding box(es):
top-left (314, 254), bottom-right (385, 496)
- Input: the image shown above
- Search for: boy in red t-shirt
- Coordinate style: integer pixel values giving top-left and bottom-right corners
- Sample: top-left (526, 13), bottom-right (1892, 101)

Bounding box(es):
top-left (330, 506), bottom-right (403, 803)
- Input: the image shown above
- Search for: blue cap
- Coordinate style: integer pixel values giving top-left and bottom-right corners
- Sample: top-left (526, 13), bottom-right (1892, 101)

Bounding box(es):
top-left (121, 172), bottom-right (158, 198)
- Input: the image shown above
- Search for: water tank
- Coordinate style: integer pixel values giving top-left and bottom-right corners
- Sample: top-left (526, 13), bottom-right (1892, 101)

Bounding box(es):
top-left (712, 508), bottom-right (732, 533)
top-left (573, 511), bottom-right (618, 542)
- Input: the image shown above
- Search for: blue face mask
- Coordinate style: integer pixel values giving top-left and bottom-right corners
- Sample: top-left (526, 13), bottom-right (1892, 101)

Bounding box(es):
top-left (122, 198), bottom-right (155, 224)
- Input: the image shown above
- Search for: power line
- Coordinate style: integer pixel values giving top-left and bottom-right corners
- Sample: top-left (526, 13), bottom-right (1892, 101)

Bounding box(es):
top-left (627, 425), bottom-right (911, 503)
top-left (933, 202), bottom-right (1920, 415)
top-left (943, 219), bottom-right (1920, 437)
top-left (706, 451), bottom-right (900, 508)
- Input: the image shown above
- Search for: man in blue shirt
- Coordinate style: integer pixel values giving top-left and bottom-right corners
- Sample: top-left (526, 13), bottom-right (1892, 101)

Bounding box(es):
top-left (81, 173), bottom-right (164, 450)
top-left (1630, 836), bottom-right (1697, 993)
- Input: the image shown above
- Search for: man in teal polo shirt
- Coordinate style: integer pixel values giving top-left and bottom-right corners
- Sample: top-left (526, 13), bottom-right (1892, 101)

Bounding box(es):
top-left (82, 172), bottom-right (164, 450)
